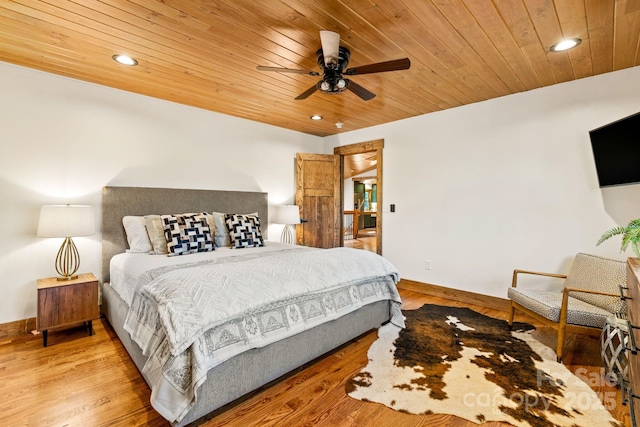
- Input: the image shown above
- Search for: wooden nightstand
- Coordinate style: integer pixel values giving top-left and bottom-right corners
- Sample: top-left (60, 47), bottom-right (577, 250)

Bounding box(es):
top-left (36, 273), bottom-right (100, 347)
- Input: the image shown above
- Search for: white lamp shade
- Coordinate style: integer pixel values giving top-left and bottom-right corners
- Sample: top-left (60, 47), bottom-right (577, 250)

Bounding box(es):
top-left (37, 205), bottom-right (95, 238)
top-left (273, 205), bottom-right (300, 225)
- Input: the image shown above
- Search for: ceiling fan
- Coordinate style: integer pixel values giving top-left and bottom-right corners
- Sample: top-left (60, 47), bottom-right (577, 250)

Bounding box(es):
top-left (257, 30), bottom-right (411, 101)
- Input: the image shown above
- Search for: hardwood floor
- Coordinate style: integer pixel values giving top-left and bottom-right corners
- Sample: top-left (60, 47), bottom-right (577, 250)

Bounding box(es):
top-left (343, 228), bottom-right (376, 253)
top-left (0, 289), bottom-right (630, 426)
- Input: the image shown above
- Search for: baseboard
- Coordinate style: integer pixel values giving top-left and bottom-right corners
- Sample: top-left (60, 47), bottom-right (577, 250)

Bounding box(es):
top-left (0, 317), bottom-right (38, 344)
top-left (397, 279), bottom-right (510, 312)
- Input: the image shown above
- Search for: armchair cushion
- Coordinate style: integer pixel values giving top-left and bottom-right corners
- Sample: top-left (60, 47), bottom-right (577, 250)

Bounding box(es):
top-left (564, 253), bottom-right (626, 314)
top-left (508, 287), bottom-right (612, 329)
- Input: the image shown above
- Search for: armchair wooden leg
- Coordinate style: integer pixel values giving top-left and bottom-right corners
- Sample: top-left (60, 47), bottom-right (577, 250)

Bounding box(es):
top-left (556, 323), bottom-right (566, 363)
top-left (508, 302), bottom-right (515, 327)
top-left (557, 289), bottom-right (570, 364)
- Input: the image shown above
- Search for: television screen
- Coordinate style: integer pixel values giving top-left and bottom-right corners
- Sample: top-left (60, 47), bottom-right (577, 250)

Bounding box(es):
top-left (589, 111), bottom-right (640, 187)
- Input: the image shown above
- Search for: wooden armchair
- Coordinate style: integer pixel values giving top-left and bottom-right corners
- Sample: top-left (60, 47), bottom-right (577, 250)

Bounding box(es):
top-left (508, 253), bottom-right (626, 362)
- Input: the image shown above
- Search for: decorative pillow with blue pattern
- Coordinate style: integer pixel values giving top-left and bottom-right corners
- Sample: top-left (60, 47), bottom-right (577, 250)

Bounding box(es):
top-left (224, 213), bottom-right (264, 248)
top-left (161, 212), bottom-right (214, 256)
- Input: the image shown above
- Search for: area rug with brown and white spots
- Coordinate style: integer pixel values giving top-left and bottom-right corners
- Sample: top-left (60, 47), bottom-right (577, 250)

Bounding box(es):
top-left (346, 304), bottom-right (621, 427)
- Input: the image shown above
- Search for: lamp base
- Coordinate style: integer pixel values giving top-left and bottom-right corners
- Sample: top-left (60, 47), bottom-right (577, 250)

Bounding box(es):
top-left (280, 225), bottom-right (295, 245)
top-left (55, 237), bottom-right (81, 280)
top-left (56, 275), bottom-right (79, 281)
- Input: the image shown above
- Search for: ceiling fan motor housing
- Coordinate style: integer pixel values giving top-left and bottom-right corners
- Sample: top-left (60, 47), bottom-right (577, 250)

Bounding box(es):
top-left (316, 46), bottom-right (351, 94)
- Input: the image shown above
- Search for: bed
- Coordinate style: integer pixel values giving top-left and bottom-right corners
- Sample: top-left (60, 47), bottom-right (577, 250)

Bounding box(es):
top-left (100, 186), bottom-right (403, 426)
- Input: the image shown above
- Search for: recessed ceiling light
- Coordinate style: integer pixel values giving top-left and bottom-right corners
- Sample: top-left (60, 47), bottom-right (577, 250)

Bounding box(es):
top-left (550, 38), bottom-right (582, 52)
top-left (310, 115), bottom-right (323, 121)
top-left (112, 54), bottom-right (138, 66)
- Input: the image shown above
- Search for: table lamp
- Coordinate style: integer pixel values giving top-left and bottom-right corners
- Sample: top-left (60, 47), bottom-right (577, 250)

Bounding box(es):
top-left (37, 205), bottom-right (95, 280)
top-left (273, 205), bottom-right (300, 245)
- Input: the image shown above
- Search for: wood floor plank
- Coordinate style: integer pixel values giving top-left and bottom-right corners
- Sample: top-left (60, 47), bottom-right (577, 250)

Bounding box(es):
top-left (0, 288), bottom-right (630, 426)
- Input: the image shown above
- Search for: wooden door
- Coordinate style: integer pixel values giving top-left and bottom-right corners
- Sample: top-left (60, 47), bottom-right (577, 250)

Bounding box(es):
top-left (295, 153), bottom-right (341, 248)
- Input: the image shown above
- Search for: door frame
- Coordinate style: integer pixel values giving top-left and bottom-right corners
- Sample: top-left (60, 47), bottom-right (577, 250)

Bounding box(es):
top-left (334, 139), bottom-right (383, 255)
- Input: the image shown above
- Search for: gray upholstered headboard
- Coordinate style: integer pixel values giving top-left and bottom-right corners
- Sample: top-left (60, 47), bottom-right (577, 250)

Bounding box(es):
top-left (101, 186), bottom-right (268, 283)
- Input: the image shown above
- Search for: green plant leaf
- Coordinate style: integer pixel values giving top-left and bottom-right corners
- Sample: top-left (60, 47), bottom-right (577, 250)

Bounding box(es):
top-left (622, 226), bottom-right (640, 251)
top-left (597, 226), bottom-right (626, 246)
top-left (598, 218), bottom-right (640, 258)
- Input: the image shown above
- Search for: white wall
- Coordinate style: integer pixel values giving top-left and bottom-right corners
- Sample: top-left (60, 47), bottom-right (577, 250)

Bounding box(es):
top-left (325, 66), bottom-right (640, 299)
top-left (344, 177), bottom-right (355, 210)
top-left (0, 62), bottom-right (322, 324)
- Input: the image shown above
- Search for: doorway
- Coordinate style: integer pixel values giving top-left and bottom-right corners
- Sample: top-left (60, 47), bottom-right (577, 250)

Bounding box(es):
top-left (342, 153), bottom-right (378, 253)
top-left (334, 139), bottom-right (383, 255)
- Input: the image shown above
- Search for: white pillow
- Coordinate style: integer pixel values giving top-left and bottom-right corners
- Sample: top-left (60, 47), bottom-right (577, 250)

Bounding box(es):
top-left (211, 211), bottom-right (258, 247)
top-left (122, 216), bottom-right (152, 253)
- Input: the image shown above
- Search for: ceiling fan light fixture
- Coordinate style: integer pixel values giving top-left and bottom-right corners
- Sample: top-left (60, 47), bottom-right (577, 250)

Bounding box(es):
top-left (310, 115), bottom-right (323, 121)
top-left (112, 54), bottom-right (138, 66)
top-left (550, 38), bottom-right (582, 52)
top-left (317, 76), bottom-right (349, 95)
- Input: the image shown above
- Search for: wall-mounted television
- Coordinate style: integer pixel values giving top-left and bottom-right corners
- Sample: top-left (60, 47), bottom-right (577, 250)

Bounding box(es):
top-left (589, 111), bottom-right (640, 187)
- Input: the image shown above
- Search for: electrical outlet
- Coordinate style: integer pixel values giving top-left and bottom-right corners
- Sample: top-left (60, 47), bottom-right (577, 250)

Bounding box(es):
top-left (425, 260), bottom-right (432, 270)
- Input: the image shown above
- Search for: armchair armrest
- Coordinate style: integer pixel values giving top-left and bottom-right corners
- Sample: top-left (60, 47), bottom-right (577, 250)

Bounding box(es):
top-left (511, 269), bottom-right (567, 288)
top-left (559, 286), bottom-right (621, 327)
top-left (562, 286), bottom-right (619, 298)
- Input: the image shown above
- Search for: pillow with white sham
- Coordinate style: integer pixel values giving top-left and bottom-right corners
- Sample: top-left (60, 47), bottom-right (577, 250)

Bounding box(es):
top-left (211, 211), bottom-right (258, 247)
top-left (161, 212), bottom-right (214, 256)
top-left (144, 214), bottom-right (168, 255)
top-left (122, 216), bottom-right (152, 253)
top-left (224, 213), bottom-right (264, 249)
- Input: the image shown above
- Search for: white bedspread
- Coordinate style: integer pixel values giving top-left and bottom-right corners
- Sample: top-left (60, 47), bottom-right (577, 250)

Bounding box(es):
top-left (110, 242), bottom-right (293, 307)
top-left (119, 245), bottom-right (403, 423)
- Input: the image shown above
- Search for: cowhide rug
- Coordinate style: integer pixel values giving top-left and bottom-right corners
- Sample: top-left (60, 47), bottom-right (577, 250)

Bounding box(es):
top-left (346, 304), bottom-right (621, 427)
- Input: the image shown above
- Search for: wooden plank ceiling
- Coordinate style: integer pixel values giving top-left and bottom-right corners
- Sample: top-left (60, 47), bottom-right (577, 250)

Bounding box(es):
top-left (1, 0), bottom-right (639, 137)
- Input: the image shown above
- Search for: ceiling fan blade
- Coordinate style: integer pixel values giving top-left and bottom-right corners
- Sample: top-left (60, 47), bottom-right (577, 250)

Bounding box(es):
top-left (347, 80), bottom-right (376, 101)
top-left (295, 84), bottom-right (319, 100)
top-left (256, 66), bottom-right (319, 76)
top-left (319, 30), bottom-right (340, 68)
top-left (345, 58), bottom-right (411, 75)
